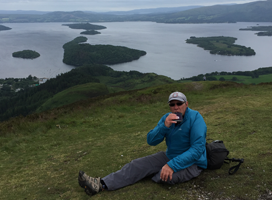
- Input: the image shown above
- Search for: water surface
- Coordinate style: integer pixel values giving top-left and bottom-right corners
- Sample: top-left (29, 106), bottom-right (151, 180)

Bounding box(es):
top-left (0, 22), bottom-right (271, 80)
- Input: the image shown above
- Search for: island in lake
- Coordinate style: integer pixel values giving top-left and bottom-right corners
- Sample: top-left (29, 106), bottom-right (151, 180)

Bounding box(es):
top-left (12, 50), bottom-right (40, 59)
top-left (186, 36), bottom-right (256, 56)
top-left (80, 30), bottom-right (101, 35)
top-left (62, 23), bottom-right (106, 30)
top-left (0, 25), bottom-right (11, 31)
top-left (62, 36), bottom-right (146, 66)
top-left (240, 26), bottom-right (272, 36)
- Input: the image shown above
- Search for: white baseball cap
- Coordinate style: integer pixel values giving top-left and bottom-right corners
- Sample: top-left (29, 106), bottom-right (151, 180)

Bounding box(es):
top-left (168, 92), bottom-right (187, 103)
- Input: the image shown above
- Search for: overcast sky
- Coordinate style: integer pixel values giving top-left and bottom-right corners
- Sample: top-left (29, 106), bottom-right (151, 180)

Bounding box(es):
top-left (0, 0), bottom-right (264, 12)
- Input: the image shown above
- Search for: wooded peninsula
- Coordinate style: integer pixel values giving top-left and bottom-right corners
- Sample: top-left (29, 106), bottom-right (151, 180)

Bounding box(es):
top-left (62, 36), bottom-right (147, 66)
top-left (240, 26), bottom-right (272, 36)
top-left (186, 36), bottom-right (256, 56)
top-left (12, 50), bottom-right (40, 59)
top-left (0, 25), bottom-right (11, 31)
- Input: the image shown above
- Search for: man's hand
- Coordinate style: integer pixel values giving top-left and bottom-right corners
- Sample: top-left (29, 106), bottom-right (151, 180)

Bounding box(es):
top-left (164, 113), bottom-right (179, 128)
top-left (160, 164), bottom-right (174, 182)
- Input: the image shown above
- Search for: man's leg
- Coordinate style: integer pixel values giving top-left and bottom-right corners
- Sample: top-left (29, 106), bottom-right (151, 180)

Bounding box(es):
top-left (102, 151), bottom-right (169, 190)
top-left (151, 164), bottom-right (202, 184)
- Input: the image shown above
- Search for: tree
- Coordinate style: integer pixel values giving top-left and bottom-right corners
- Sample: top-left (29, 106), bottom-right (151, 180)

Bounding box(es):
top-left (1, 85), bottom-right (11, 92)
top-left (219, 77), bottom-right (225, 81)
top-left (206, 76), bottom-right (217, 81)
top-left (27, 75), bottom-right (33, 80)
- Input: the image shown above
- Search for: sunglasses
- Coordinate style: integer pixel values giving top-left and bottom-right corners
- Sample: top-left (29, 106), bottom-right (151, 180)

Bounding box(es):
top-left (169, 102), bottom-right (185, 107)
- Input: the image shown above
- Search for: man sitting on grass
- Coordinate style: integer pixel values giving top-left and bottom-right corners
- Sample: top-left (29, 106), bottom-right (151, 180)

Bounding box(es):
top-left (78, 91), bottom-right (207, 197)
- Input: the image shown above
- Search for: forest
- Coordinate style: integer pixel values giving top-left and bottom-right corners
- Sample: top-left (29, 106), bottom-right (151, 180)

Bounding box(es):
top-left (62, 36), bottom-right (147, 66)
top-left (12, 50), bottom-right (40, 59)
top-left (185, 66), bottom-right (272, 81)
top-left (186, 36), bottom-right (256, 56)
top-left (240, 26), bottom-right (272, 36)
top-left (0, 75), bottom-right (39, 101)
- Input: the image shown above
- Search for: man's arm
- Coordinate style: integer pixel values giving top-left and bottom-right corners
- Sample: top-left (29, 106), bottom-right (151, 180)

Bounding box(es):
top-left (147, 113), bottom-right (171, 146)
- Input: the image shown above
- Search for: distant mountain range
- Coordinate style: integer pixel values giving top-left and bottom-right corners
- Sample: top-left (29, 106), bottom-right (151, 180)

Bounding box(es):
top-left (95, 6), bottom-right (203, 15)
top-left (0, 0), bottom-right (272, 23)
top-left (0, 6), bottom-right (201, 15)
top-left (152, 0), bottom-right (272, 23)
top-left (0, 10), bottom-right (48, 15)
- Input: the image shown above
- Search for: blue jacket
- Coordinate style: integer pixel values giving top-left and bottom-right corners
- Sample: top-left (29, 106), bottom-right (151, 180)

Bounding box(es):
top-left (147, 107), bottom-right (207, 172)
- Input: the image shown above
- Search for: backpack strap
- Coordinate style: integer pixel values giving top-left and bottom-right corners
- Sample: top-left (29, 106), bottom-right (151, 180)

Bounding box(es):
top-left (224, 158), bottom-right (244, 175)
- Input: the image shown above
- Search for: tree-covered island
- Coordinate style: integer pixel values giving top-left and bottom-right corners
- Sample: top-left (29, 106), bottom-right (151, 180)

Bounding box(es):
top-left (62, 36), bottom-right (146, 66)
top-left (62, 23), bottom-right (106, 30)
top-left (80, 30), bottom-right (101, 35)
top-left (186, 36), bottom-right (255, 56)
top-left (12, 50), bottom-right (40, 59)
top-left (240, 26), bottom-right (272, 36)
top-left (0, 25), bottom-right (11, 31)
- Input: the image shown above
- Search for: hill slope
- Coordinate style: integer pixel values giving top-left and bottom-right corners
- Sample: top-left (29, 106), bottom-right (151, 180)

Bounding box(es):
top-left (152, 0), bottom-right (272, 23)
top-left (36, 82), bottom-right (109, 112)
top-left (0, 64), bottom-right (174, 122)
top-left (0, 81), bottom-right (272, 199)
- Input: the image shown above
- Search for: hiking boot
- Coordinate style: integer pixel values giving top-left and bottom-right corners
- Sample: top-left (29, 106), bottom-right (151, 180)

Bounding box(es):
top-left (78, 170), bottom-right (102, 196)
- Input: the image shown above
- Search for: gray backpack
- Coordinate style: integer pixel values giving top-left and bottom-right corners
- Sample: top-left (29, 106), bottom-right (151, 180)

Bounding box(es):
top-left (206, 140), bottom-right (244, 175)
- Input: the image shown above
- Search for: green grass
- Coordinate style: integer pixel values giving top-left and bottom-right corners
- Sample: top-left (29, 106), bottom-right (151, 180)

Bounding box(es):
top-left (0, 81), bottom-right (272, 199)
top-left (36, 82), bottom-right (109, 112)
top-left (97, 73), bottom-right (175, 91)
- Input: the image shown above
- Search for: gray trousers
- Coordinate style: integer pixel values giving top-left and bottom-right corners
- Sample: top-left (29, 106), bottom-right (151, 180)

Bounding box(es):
top-left (102, 151), bottom-right (202, 191)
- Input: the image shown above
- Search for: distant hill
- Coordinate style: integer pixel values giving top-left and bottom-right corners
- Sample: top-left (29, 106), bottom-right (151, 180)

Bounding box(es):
top-left (0, 6), bottom-right (202, 16)
top-left (0, 10), bottom-right (48, 14)
top-left (98, 6), bottom-right (202, 15)
top-left (152, 0), bottom-right (272, 23)
top-left (1, 1), bottom-right (272, 23)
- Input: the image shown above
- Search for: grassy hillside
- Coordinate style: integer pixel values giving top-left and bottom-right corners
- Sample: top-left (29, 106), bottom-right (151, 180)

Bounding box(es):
top-left (0, 81), bottom-right (272, 199)
top-left (37, 82), bottom-right (109, 112)
top-left (0, 64), bottom-right (174, 122)
top-left (36, 72), bottom-right (175, 112)
top-left (213, 74), bottom-right (272, 84)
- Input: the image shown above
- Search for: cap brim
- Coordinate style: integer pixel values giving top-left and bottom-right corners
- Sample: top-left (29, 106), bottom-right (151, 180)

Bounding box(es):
top-left (168, 98), bottom-right (185, 103)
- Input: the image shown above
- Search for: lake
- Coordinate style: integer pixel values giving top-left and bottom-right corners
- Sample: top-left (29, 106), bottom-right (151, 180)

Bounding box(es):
top-left (0, 21), bottom-right (272, 80)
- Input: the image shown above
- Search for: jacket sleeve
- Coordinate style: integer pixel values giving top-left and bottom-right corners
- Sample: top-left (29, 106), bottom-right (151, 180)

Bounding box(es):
top-left (167, 112), bottom-right (207, 172)
top-left (147, 113), bottom-right (171, 146)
